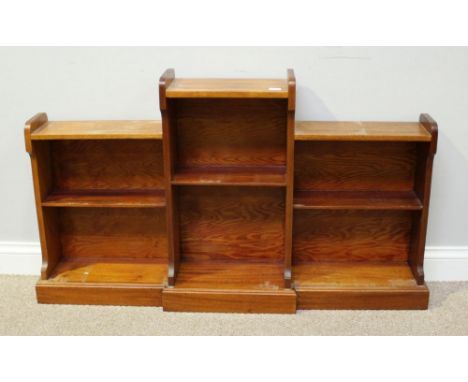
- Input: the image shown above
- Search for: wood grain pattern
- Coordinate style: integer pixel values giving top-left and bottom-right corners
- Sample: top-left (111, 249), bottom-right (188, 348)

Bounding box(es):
top-left (179, 187), bottom-right (285, 263)
top-left (31, 120), bottom-right (162, 140)
top-left (296, 286), bottom-right (429, 310)
top-left (295, 141), bottom-right (419, 191)
top-left (293, 190), bottom-right (422, 210)
top-left (59, 208), bottom-right (167, 260)
top-left (166, 78), bottom-right (289, 99)
top-left (172, 166), bottom-right (286, 186)
top-left (293, 210), bottom-right (413, 263)
top-left (174, 98), bottom-right (287, 169)
top-left (294, 263), bottom-right (428, 309)
top-left (42, 189), bottom-right (165, 208)
top-left (160, 68), bottom-right (179, 285)
top-left (293, 262), bottom-right (417, 288)
top-left (37, 281), bottom-right (163, 306)
top-left (408, 114), bottom-right (439, 284)
top-left (284, 68), bottom-right (296, 287)
top-left (295, 121), bottom-right (432, 141)
top-left (174, 262), bottom-right (285, 290)
top-left (163, 288), bottom-right (296, 313)
top-left (51, 140), bottom-right (164, 191)
top-left (25, 114), bottom-right (63, 279)
top-left (49, 259), bottom-right (167, 284)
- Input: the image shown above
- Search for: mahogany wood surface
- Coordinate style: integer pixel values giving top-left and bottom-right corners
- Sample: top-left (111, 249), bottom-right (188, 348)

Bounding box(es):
top-left (295, 141), bottom-right (419, 191)
top-left (31, 120), bottom-right (162, 140)
top-left (172, 166), bottom-right (286, 186)
top-left (25, 80), bottom-right (437, 311)
top-left (179, 186), bottom-right (285, 263)
top-left (295, 121), bottom-right (432, 141)
top-left (293, 190), bottom-right (422, 210)
top-left (293, 210), bottom-right (413, 263)
top-left (37, 281), bottom-right (163, 306)
top-left (163, 288), bottom-right (296, 313)
top-left (25, 114), bottom-right (62, 279)
top-left (295, 287), bottom-right (429, 310)
top-left (284, 69), bottom-right (296, 288)
top-left (51, 140), bottom-right (164, 191)
top-left (173, 98), bottom-right (287, 169)
top-left (166, 78), bottom-right (289, 98)
top-left (42, 189), bottom-right (165, 208)
top-left (58, 207), bottom-right (167, 260)
top-left (160, 68), bottom-right (180, 285)
top-left (48, 259), bottom-right (167, 284)
top-left (174, 262), bottom-right (285, 290)
top-left (294, 263), bottom-right (428, 309)
top-left (408, 114), bottom-right (438, 284)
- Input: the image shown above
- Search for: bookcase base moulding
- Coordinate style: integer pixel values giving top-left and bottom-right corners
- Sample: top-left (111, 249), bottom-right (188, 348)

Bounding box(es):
top-left (25, 69), bottom-right (437, 313)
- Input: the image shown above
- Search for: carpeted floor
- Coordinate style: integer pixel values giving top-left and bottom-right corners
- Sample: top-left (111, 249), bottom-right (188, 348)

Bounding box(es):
top-left (1, 275), bottom-right (467, 335)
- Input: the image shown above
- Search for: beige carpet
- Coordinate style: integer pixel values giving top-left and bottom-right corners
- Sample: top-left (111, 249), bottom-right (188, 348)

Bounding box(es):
top-left (1, 275), bottom-right (467, 335)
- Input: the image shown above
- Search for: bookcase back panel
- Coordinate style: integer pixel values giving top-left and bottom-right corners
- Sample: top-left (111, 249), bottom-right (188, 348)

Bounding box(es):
top-left (179, 186), bottom-right (285, 263)
top-left (173, 99), bottom-right (287, 168)
top-left (59, 208), bottom-right (167, 260)
top-left (295, 141), bottom-right (418, 191)
top-left (51, 140), bottom-right (164, 190)
top-left (293, 210), bottom-right (413, 263)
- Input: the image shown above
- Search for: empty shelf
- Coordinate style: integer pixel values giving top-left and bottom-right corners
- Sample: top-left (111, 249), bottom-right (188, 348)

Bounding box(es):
top-left (172, 167), bottom-right (287, 186)
top-left (31, 120), bottom-right (162, 140)
top-left (166, 78), bottom-right (289, 98)
top-left (295, 121), bottom-right (432, 142)
top-left (293, 262), bottom-right (418, 289)
top-left (42, 189), bottom-right (166, 208)
top-left (48, 258), bottom-right (167, 285)
top-left (174, 262), bottom-right (285, 290)
top-left (293, 190), bottom-right (422, 210)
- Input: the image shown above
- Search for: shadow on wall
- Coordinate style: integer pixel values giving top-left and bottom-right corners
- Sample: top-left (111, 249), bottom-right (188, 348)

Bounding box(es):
top-left (296, 85), bottom-right (336, 121)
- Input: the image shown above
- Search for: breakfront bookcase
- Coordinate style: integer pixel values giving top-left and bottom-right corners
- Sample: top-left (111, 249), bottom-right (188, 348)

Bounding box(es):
top-left (25, 69), bottom-right (437, 313)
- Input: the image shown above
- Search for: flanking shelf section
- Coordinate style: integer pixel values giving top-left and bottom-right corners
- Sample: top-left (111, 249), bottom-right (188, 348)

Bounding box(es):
top-left (293, 190), bottom-right (423, 210)
top-left (172, 166), bottom-right (287, 187)
top-left (42, 189), bottom-right (166, 208)
top-left (295, 121), bottom-right (432, 142)
top-left (293, 262), bottom-right (429, 309)
top-left (25, 70), bottom-right (438, 312)
top-left (30, 120), bottom-right (162, 140)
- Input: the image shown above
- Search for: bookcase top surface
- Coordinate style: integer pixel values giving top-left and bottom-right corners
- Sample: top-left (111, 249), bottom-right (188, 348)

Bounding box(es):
top-left (31, 120), bottom-right (162, 140)
top-left (166, 78), bottom-right (289, 98)
top-left (295, 121), bottom-right (432, 142)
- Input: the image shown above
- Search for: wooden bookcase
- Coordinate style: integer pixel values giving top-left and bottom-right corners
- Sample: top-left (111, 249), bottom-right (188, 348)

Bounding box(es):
top-left (25, 69), bottom-right (437, 312)
top-left (25, 117), bottom-right (167, 306)
top-left (293, 117), bottom-right (437, 309)
top-left (158, 69), bottom-right (297, 313)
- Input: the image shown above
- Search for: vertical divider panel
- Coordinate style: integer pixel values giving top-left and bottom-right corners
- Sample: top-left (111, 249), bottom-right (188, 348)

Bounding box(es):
top-left (284, 69), bottom-right (296, 288)
top-left (409, 114), bottom-right (438, 284)
top-left (159, 69), bottom-right (179, 286)
top-left (25, 113), bottom-right (62, 279)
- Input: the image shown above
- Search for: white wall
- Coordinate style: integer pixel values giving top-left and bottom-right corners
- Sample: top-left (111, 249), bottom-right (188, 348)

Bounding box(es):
top-left (1, 47), bottom-right (467, 250)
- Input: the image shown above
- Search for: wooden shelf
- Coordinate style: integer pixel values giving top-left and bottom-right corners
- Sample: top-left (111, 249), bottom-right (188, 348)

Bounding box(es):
top-left (42, 189), bottom-right (166, 208)
top-left (31, 120), bottom-right (162, 140)
top-left (295, 121), bottom-right (432, 142)
top-left (293, 262), bottom-right (428, 309)
top-left (172, 166), bottom-right (287, 186)
top-left (166, 78), bottom-right (289, 99)
top-left (36, 258), bottom-right (167, 306)
top-left (48, 258), bottom-right (167, 284)
top-left (162, 262), bottom-right (296, 313)
top-left (294, 262), bottom-right (418, 289)
top-left (293, 190), bottom-right (422, 210)
top-left (174, 262), bottom-right (285, 290)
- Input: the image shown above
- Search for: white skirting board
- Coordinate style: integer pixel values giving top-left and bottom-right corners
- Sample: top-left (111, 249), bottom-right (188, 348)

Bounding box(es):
top-left (0, 241), bottom-right (467, 281)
